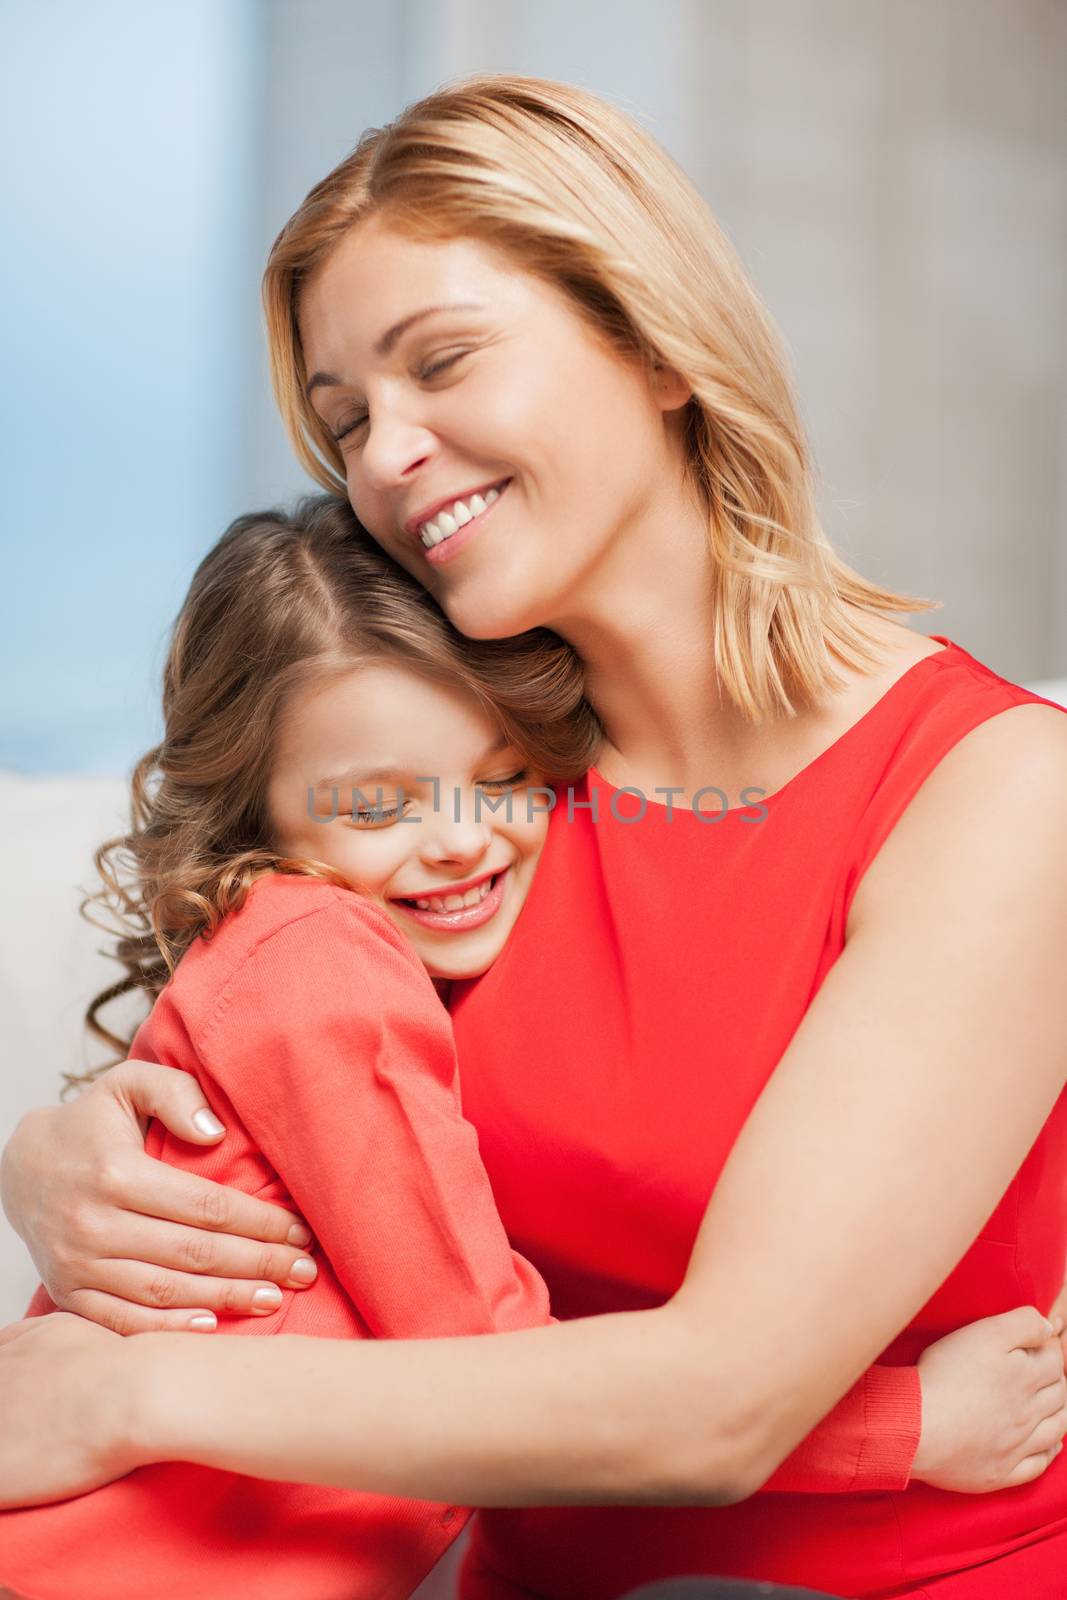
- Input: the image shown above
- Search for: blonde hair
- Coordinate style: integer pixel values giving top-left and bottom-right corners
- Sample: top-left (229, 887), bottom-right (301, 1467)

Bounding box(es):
top-left (263, 73), bottom-right (938, 721)
top-left (76, 494), bottom-right (598, 1086)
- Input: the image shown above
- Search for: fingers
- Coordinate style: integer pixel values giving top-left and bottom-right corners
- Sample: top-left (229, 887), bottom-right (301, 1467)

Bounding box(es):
top-left (61, 1289), bottom-right (224, 1337)
top-left (76, 1249), bottom-right (316, 1320)
top-left (1036, 1369), bottom-right (1067, 1408)
top-left (1001, 1304), bottom-right (1057, 1352)
top-left (1007, 1441), bottom-right (1063, 1488)
top-left (117, 1161), bottom-right (312, 1250)
top-left (1021, 1339), bottom-right (1065, 1391)
top-left (1023, 1405), bottom-right (1067, 1457)
top-left (108, 1059), bottom-right (229, 1145)
top-left (1030, 1375), bottom-right (1067, 1427)
top-left (95, 1210), bottom-right (317, 1288)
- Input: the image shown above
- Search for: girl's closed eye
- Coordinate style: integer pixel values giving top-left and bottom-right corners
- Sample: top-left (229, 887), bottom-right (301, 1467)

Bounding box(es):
top-left (348, 794), bottom-right (411, 827)
top-left (348, 772), bottom-right (529, 821)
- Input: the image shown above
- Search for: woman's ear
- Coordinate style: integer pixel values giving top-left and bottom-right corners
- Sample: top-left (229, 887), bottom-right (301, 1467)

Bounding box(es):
top-left (651, 363), bottom-right (692, 413)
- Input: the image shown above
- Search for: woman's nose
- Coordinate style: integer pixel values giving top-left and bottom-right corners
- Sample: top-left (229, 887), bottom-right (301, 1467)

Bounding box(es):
top-left (359, 401), bottom-right (436, 490)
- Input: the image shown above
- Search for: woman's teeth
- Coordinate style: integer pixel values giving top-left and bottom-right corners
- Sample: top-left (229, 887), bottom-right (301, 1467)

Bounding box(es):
top-left (419, 485), bottom-right (501, 548)
top-left (413, 877), bottom-right (495, 913)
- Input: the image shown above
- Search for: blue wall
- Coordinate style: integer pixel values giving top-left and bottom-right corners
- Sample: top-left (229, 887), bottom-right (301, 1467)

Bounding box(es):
top-left (1, 1), bottom-right (262, 773)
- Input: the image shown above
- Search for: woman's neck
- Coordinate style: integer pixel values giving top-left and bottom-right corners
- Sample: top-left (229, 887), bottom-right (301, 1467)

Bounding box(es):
top-left (550, 478), bottom-right (757, 794)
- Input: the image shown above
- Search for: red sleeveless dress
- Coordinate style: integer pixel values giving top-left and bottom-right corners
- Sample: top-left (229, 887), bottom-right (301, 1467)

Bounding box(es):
top-left (449, 636), bottom-right (1067, 1600)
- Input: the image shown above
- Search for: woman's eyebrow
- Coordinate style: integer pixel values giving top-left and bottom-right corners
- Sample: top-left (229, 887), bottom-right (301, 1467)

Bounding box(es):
top-left (312, 765), bottom-right (410, 791)
top-left (480, 734), bottom-right (512, 759)
top-left (305, 302), bottom-right (487, 398)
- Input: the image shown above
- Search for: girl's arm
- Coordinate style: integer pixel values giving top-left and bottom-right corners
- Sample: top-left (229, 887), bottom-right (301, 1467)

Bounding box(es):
top-left (182, 884), bottom-right (552, 1339)
top-left (2, 706), bottom-right (1066, 1510)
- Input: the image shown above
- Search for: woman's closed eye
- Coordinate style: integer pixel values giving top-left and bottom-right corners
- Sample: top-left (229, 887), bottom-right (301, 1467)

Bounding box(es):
top-left (331, 350), bottom-right (471, 444)
top-left (478, 769), bottom-right (530, 793)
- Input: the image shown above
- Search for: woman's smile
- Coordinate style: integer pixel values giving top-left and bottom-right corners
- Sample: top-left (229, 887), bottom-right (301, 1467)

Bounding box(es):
top-left (297, 221), bottom-right (694, 641)
top-left (416, 479), bottom-right (512, 565)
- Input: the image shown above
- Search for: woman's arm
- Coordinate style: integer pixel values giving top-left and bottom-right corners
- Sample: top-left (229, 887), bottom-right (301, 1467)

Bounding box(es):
top-left (5, 1017), bottom-right (1054, 1497)
top-left (2, 705), bottom-right (1066, 1510)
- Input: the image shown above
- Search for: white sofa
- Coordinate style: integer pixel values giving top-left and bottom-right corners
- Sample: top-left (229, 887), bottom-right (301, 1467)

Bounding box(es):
top-left (0, 772), bottom-right (134, 1319)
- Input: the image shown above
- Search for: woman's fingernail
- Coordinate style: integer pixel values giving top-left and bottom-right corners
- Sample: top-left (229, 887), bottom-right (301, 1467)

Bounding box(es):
top-left (193, 1108), bottom-right (226, 1137)
top-left (188, 1313), bottom-right (218, 1332)
top-left (287, 1221), bottom-right (312, 1248)
top-left (289, 1258), bottom-right (317, 1285)
top-left (252, 1286), bottom-right (283, 1310)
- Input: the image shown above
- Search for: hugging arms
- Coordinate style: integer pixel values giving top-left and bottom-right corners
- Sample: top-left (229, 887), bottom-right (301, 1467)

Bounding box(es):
top-left (3, 745), bottom-right (1067, 1510)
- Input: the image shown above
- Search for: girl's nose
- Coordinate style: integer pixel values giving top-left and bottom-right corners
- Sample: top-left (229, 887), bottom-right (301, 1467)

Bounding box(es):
top-left (419, 806), bottom-right (494, 869)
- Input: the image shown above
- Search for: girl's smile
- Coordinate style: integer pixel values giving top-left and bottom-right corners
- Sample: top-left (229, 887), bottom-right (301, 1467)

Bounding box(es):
top-left (266, 660), bottom-right (547, 980)
top-left (390, 864), bottom-right (511, 931)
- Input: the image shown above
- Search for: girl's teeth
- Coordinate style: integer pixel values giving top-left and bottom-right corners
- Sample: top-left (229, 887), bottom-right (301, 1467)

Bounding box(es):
top-left (413, 878), bottom-right (495, 914)
top-left (468, 493), bottom-right (486, 516)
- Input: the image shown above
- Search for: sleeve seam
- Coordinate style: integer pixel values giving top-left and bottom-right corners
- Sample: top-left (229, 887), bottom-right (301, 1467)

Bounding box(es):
top-left (193, 889), bottom-right (416, 1056)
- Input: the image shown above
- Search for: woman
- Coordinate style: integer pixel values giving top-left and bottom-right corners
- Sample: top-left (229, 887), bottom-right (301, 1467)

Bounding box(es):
top-left (2, 76), bottom-right (1066, 1599)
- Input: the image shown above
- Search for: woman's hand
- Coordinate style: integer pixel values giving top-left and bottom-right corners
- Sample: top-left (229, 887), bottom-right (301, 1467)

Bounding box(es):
top-left (0, 1314), bottom-right (141, 1507)
top-left (0, 1060), bottom-right (318, 1334)
top-left (912, 1306), bottom-right (1067, 1491)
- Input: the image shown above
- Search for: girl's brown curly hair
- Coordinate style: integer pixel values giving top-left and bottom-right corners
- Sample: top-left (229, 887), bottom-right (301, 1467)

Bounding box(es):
top-left (74, 494), bottom-right (599, 1092)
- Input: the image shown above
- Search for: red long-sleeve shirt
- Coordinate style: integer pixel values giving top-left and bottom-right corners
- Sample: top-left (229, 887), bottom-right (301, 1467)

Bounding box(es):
top-left (0, 873), bottom-right (920, 1600)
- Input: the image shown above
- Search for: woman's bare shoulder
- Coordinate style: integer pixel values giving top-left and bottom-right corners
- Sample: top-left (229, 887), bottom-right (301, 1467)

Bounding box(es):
top-left (903, 696), bottom-right (1067, 816)
top-left (849, 695), bottom-right (1067, 935)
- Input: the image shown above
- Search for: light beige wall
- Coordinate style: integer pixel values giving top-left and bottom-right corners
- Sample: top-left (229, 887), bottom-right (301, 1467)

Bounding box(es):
top-left (678, 0), bottom-right (1067, 681)
top-left (252, 0), bottom-right (1067, 680)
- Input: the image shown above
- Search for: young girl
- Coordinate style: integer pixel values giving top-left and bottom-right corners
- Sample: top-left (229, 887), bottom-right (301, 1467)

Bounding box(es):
top-left (0, 495), bottom-right (1058, 1600)
top-left (0, 493), bottom-right (598, 1600)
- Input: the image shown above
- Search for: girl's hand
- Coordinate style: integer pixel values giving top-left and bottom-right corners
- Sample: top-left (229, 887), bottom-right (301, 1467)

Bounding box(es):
top-left (0, 1313), bottom-right (139, 1507)
top-left (912, 1306), bottom-right (1067, 1491)
top-left (0, 1060), bottom-right (317, 1333)
top-left (1049, 1270), bottom-right (1067, 1361)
